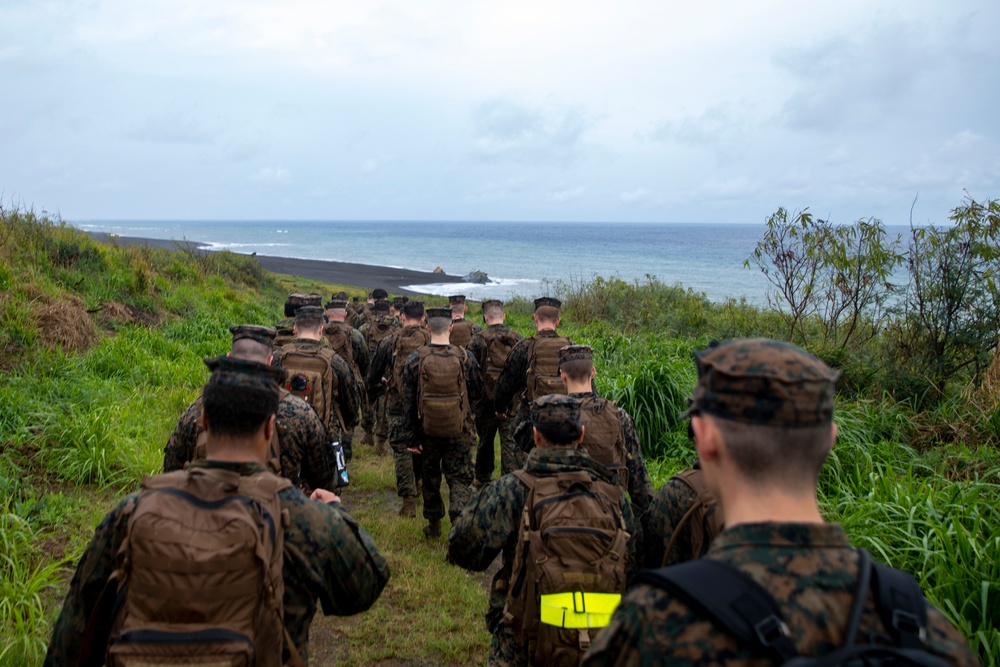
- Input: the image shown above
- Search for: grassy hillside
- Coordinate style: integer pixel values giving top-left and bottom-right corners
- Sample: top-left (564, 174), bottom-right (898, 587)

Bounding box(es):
top-left (1, 208), bottom-right (997, 665)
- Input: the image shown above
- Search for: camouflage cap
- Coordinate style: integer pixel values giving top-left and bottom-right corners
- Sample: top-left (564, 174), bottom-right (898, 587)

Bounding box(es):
top-left (558, 344), bottom-right (593, 366)
top-left (530, 394), bottom-right (582, 428)
top-left (448, 294), bottom-right (467, 305)
top-left (425, 307), bottom-right (452, 320)
top-left (534, 297), bottom-right (562, 310)
top-left (481, 299), bottom-right (503, 311)
top-left (204, 355), bottom-right (282, 396)
top-left (229, 324), bottom-right (277, 347)
top-left (402, 301), bottom-right (425, 319)
top-left (294, 305), bottom-right (326, 324)
top-left (373, 300), bottom-right (391, 313)
top-left (681, 338), bottom-right (840, 428)
top-left (288, 293), bottom-right (323, 308)
top-left (325, 300), bottom-right (348, 310)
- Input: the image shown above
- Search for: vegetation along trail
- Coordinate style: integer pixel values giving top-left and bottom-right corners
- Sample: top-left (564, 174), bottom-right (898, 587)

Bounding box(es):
top-left (1, 202), bottom-right (998, 665)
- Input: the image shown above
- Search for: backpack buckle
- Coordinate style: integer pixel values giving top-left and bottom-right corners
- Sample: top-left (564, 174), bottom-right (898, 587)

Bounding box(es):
top-left (753, 615), bottom-right (791, 647)
top-left (891, 609), bottom-right (927, 643)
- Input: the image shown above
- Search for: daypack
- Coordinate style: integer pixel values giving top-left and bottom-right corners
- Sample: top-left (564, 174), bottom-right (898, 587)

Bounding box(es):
top-left (525, 334), bottom-right (571, 403)
top-left (274, 322), bottom-right (296, 349)
top-left (504, 470), bottom-right (629, 667)
top-left (481, 328), bottom-right (521, 402)
top-left (636, 550), bottom-right (951, 667)
top-left (104, 467), bottom-right (305, 667)
top-left (280, 345), bottom-right (345, 435)
top-left (416, 345), bottom-right (468, 438)
top-left (663, 468), bottom-right (724, 565)
top-left (366, 316), bottom-right (397, 352)
top-left (449, 319), bottom-right (477, 349)
top-left (324, 321), bottom-right (356, 369)
top-left (578, 396), bottom-right (629, 490)
top-left (193, 390), bottom-right (286, 477)
top-left (391, 326), bottom-right (432, 393)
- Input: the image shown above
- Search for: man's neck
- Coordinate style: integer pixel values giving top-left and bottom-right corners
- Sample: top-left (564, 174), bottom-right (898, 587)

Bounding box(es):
top-left (720, 482), bottom-right (825, 526)
top-left (564, 381), bottom-right (591, 394)
top-left (430, 333), bottom-right (450, 345)
top-left (535, 325), bottom-right (557, 334)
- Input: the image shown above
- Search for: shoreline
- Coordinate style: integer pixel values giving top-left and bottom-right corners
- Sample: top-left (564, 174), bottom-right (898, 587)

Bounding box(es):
top-left (88, 232), bottom-right (465, 296)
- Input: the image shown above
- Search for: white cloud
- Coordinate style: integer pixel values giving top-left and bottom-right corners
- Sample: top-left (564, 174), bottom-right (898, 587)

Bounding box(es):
top-left (249, 166), bottom-right (291, 185)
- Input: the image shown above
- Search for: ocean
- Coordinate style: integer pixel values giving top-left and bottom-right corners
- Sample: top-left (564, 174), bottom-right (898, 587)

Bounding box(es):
top-left (72, 220), bottom-right (779, 304)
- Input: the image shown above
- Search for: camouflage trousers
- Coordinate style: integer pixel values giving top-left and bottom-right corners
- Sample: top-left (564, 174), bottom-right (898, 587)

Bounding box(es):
top-left (362, 394), bottom-right (388, 440)
top-left (474, 409), bottom-right (524, 485)
top-left (488, 625), bottom-right (528, 667)
top-left (420, 432), bottom-right (474, 523)
top-left (387, 414), bottom-right (421, 498)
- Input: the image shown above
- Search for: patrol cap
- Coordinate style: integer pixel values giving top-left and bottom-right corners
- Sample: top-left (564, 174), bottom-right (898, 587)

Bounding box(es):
top-left (534, 297), bottom-right (562, 310)
top-left (558, 344), bottom-right (593, 366)
top-left (481, 299), bottom-right (503, 311)
top-left (371, 288), bottom-right (389, 300)
top-left (373, 300), bottom-right (391, 313)
top-left (288, 293), bottom-right (322, 308)
top-left (402, 301), bottom-right (425, 319)
top-left (680, 338), bottom-right (840, 428)
top-left (294, 305), bottom-right (326, 325)
top-left (204, 355), bottom-right (283, 396)
top-left (530, 394), bottom-right (583, 445)
top-left (229, 324), bottom-right (277, 347)
top-left (448, 294), bottom-right (467, 305)
top-left (325, 300), bottom-right (348, 310)
top-left (426, 307), bottom-right (452, 320)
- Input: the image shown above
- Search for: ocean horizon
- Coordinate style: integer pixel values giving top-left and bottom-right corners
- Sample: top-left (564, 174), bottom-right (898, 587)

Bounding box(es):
top-left (70, 219), bottom-right (910, 305)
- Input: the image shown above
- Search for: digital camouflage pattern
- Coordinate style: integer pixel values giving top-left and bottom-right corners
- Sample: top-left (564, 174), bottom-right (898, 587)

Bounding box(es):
top-left (582, 523), bottom-right (979, 667)
top-left (366, 325), bottom-right (430, 415)
top-left (528, 392), bottom-right (582, 426)
top-left (448, 446), bottom-right (641, 667)
top-left (272, 338), bottom-right (360, 440)
top-left (468, 323), bottom-right (525, 483)
top-left (229, 324), bottom-right (278, 346)
top-left (323, 320), bottom-right (371, 461)
top-left (568, 391), bottom-right (653, 519)
top-left (398, 343), bottom-right (484, 521)
top-left (164, 391), bottom-right (336, 492)
top-left (642, 473), bottom-right (701, 569)
top-left (44, 460), bottom-right (391, 667)
top-left (683, 338), bottom-right (840, 428)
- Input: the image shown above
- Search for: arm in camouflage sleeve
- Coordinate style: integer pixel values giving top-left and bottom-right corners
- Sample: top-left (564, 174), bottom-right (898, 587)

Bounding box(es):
top-left (366, 336), bottom-right (393, 401)
top-left (463, 349), bottom-right (485, 406)
top-left (278, 394), bottom-right (333, 493)
top-left (397, 351), bottom-right (421, 449)
top-left (163, 396), bottom-right (203, 472)
top-left (641, 478), bottom-right (696, 569)
top-left (620, 410), bottom-right (653, 519)
top-left (619, 491), bottom-right (643, 584)
top-left (351, 329), bottom-right (371, 377)
top-left (447, 477), bottom-right (527, 571)
top-left (331, 356), bottom-right (360, 430)
top-left (493, 338), bottom-right (530, 414)
top-left (44, 497), bottom-right (135, 666)
top-left (466, 333), bottom-right (486, 372)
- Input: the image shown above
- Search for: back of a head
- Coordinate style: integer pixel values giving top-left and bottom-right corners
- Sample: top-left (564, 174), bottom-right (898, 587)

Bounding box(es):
top-left (401, 300), bottom-right (425, 323)
top-left (533, 297), bottom-right (561, 327)
top-left (425, 307), bottom-right (451, 335)
top-left (294, 306), bottom-right (325, 336)
top-left (202, 356), bottom-right (282, 439)
top-left (229, 325), bottom-right (276, 365)
top-left (558, 344), bottom-right (593, 384)
top-left (482, 300), bottom-right (504, 323)
top-left (531, 394), bottom-right (584, 446)
top-left (684, 338), bottom-right (839, 490)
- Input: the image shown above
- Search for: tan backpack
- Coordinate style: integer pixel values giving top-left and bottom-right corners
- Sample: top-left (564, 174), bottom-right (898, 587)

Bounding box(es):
top-left (525, 334), bottom-right (571, 402)
top-left (416, 346), bottom-right (468, 438)
top-left (449, 319), bottom-right (476, 349)
top-left (365, 316), bottom-right (398, 352)
top-left (324, 321), bottom-right (356, 369)
top-left (481, 328), bottom-right (521, 402)
top-left (504, 470), bottom-right (629, 666)
top-left (391, 327), bottom-right (432, 393)
top-left (663, 468), bottom-right (725, 565)
top-left (280, 346), bottom-right (345, 435)
top-left (578, 396), bottom-right (629, 490)
top-left (106, 467), bottom-right (303, 667)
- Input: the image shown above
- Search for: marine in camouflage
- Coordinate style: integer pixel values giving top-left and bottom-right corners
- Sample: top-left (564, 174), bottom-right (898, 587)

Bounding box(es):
top-left (492, 329), bottom-right (573, 434)
top-left (164, 391), bottom-right (336, 492)
top-left (582, 523), bottom-right (979, 667)
top-left (641, 473), bottom-right (699, 568)
top-left (272, 338), bottom-right (361, 440)
top-left (468, 322), bottom-right (525, 482)
top-left (44, 459), bottom-right (391, 667)
top-left (448, 445), bottom-right (641, 666)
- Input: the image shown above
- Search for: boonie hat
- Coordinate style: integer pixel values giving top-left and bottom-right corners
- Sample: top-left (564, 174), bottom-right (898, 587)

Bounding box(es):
top-left (680, 338), bottom-right (839, 428)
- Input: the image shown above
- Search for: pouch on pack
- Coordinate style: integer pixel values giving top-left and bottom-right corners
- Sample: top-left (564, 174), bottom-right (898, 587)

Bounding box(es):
top-left (280, 347), bottom-right (344, 435)
top-left (324, 322), bottom-right (355, 369)
top-left (391, 327), bottom-right (431, 393)
top-left (663, 467), bottom-right (724, 565)
top-left (482, 329), bottom-right (521, 402)
top-left (578, 396), bottom-right (629, 490)
top-left (417, 346), bottom-right (468, 438)
top-left (525, 335), bottom-right (571, 403)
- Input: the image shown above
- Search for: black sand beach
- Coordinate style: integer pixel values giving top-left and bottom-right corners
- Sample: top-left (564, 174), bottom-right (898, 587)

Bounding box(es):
top-left (88, 233), bottom-right (463, 295)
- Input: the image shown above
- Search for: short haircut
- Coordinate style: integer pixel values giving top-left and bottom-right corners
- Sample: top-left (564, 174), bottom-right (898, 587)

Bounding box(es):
top-left (560, 358), bottom-right (592, 383)
top-left (295, 319), bottom-right (324, 334)
top-left (426, 316), bottom-right (451, 335)
top-left (483, 303), bottom-right (504, 320)
top-left (230, 338), bottom-right (271, 364)
top-left (202, 381), bottom-right (279, 438)
top-left (710, 415), bottom-right (832, 491)
top-left (535, 421), bottom-right (583, 446)
top-left (535, 305), bottom-right (559, 322)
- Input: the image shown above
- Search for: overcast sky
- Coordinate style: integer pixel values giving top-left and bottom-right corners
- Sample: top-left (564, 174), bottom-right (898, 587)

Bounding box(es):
top-left (2, 0), bottom-right (998, 224)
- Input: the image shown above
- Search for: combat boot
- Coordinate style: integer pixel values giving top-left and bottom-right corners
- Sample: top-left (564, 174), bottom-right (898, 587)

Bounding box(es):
top-left (399, 497), bottom-right (417, 518)
top-left (422, 519), bottom-right (441, 538)
top-left (360, 428), bottom-right (375, 447)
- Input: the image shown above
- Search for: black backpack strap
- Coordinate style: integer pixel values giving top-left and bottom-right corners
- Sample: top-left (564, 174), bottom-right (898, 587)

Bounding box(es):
top-left (871, 561), bottom-right (929, 650)
top-left (636, 560), bottom-right (799, 661)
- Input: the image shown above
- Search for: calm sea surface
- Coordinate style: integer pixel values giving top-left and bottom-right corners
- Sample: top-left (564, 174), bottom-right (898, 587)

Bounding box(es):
top-left (73, 220), bottom-right (785, 304)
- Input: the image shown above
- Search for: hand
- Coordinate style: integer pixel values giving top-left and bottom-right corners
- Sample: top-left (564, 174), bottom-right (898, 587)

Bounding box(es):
top-left (310, 488), bottom-right (341, 504)
top-left (406, 444), bottom-right (423, 455)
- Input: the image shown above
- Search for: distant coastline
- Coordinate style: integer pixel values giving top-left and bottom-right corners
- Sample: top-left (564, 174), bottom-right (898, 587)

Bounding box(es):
top-left (87, 232), bottom-right (464, 296)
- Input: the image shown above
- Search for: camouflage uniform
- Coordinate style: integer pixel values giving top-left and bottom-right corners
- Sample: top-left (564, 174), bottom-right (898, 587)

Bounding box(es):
top-left (163, 391), bottom-right (335, 493)
top-left (44, 460), bottom-right (390, 666)
top-left (398, 342), bottom-right (484, 523)
top-left (582, 523), bottom-right (978, 667)
top-left (584, 338), bottom-right (978, 667)
top-left (360, 314), bottom-right (400, 443)
top-left (569, 391), bottom-right (653, 519)
top-left (324, 319), bottom-right (371, 461)
top-left (367, 325), bottom-right (431, 498)
top-left (642, 469), bottom-right (713, 568)
top-left (272, 338), bottom-right (360, 441)
top-left (448, 446), bottom-right (641, 667)
top-left (467, 323), bottom-right (525, 483)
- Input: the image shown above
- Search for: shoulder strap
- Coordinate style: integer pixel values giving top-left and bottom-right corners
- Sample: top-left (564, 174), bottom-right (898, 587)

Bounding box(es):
top-left (636, 559), bottom-right (799, 662)
top-left (871, 560), bottom-right (929, 650)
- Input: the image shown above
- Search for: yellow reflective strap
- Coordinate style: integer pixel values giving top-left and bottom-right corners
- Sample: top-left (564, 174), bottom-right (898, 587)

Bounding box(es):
top-left (539, 592), bottom-right (622, 629)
